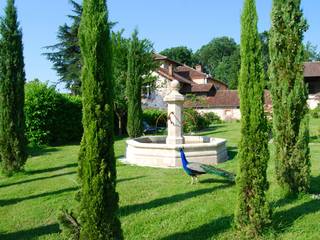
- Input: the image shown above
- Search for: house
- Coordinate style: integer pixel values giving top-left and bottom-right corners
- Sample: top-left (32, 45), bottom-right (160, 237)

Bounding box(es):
top-left (142, 53), bottom-right (228, 109)
top-left (304, 62), bottom-right (320, 109)
top-left (143, 55), bottom-right (320, 121)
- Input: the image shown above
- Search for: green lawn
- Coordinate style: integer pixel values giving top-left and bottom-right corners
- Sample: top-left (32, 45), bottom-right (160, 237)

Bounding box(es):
top-left (0, 119), bottom-right (319, 240)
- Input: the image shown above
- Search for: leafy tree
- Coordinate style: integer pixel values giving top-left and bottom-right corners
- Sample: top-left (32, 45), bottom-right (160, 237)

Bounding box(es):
top-left (112, 31), bottom-right (129, 136)
top-left (160, 46), bottom-right (196, 66)
top-left (195, 36), bottom-right (238, 77)
top-left (304, 41), bottom-right (320, 61)
top-left (214, 47), bottom-right (240, 89)
top-left (126, 29), bottom-right (156, 138)
top-left (259, 31), bottom-right (270, 84)
top-left (269, 0), bottom-right (310, 194)
top-left (0, 0), bottom-right (27, 175)
top-left (78, 0), bottom-right (123, 238)
top-left (235, 0), bottom-right (271, 235)
top-left (44, 0), bottom-right (82, 95)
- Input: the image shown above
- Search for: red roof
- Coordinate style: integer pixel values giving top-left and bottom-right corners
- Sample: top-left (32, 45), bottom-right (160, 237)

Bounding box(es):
top-left (184, 90), bottom-right (272, 108)
top-left (304, 62), bottom-right (320, 77)
top-left (154, 53), bottom-right (228, 89)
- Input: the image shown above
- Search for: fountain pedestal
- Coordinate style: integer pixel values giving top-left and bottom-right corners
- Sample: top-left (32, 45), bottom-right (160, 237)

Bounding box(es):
top-left (164, 80), bottom-right (184, 145)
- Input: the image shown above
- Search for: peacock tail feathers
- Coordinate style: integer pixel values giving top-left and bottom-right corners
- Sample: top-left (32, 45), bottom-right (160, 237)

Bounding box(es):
top-left (200, 164), bottom-right (236, 182)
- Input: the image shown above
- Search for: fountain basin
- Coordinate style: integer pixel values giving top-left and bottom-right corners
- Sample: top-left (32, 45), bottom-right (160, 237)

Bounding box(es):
top-left (125, 135), bottom-right (228, 168)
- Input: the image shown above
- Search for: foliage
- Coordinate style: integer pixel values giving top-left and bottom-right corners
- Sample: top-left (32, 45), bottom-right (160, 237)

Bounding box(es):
top-left (25, 80), bottom-right (82, 146)
top-left (195, 36), bottom-right (238, 82)
top-left (44, 0), bottom-right (82, 95)
top-left (310, 106), bottom-right (320, 118)
top-left (58, 208), bottom-right (81, 240)
top-left (78, 0), bottom-right (123, 239)
top-left (0, 0), bottom-right (27, 175)
top-left (304, 41), bottom-right (320, 61)
top-left (112, 31), bottom-right (129, 135)
top-left (160, 46), bottom-right (197, 66)
top-left (202, 112), bottom-right (222, 125)
top-left (183, 109), bottom-right (214, 133)
top-left (143, 109), bottom-right (167, 127)
top-left (235, 0), bottom-right (271, 235)
top-left (214, 47), bottom-right (240, 89)
top-left (269, 0), bottom-right (310, 194)
top-left (126, 29), bottom-right (156, 138)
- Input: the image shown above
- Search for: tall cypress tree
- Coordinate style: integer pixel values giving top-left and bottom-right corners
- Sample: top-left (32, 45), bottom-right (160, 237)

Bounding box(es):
top-left (269, 0), bottom-right (310, 194)
top-left (235, 0), bottom-right (270, 235)
top-left (0, 0), bottom-right (27, 175)
top-left (126, 30), bottom-right (143, 138)
top-left (78, 0), bottom-right (122, 239)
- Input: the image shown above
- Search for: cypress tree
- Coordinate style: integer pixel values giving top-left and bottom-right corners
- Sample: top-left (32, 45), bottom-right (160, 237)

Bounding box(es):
top-left (235, 0), bottom-right (270, 235)
top-left (269, 0), bottom-right (310, 194)
top-left (126, 30), bottom-right (143, 138)
top-left (0, 0), bottom-right (27, 175)
top-left (78, 0), bottom-right (123, 239)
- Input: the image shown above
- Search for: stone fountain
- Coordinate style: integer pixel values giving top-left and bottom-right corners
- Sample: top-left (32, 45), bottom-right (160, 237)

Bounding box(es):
top-left (125, 80), bottom-right (228, 168)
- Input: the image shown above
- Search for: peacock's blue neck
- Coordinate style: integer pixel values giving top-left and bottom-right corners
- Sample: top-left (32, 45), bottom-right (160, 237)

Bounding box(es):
top-left (179, 148), bottom-right (188, 169)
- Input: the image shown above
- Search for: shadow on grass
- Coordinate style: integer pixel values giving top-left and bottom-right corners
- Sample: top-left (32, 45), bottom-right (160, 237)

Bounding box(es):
top-left (0, 186), bottom-right (78, 207)
top-left (310, 135), bottom-right (320, 143)
top-left (120, 183), bottom-right (233, 217)
top-left (117, 176), bottom-right (145, 184)
top-left (0, 171), bottom-right (76, 188)
top-left (160, 215), bottom-right (233, 240)
top-left (26, 163), bottom-right (77, 175)
top-left (273, 199), bottom-right (320, 232)
top-left (200, 178), bottom-right (235, 184)
top-left (227, 146), bottom-right (238, 161)
top-left (0, 223), bottom-right (60, 240)
top-left (27, 146), bottom-right (60, 157)
top-left (311, 175), bottom-right (320, 193)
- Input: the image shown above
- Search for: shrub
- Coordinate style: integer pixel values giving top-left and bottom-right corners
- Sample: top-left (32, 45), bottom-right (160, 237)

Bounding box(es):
top-left (25, 80), bottom-right (82, 146)
top-left (202, 112), bottom-right (222, 125)
top-left (310, 106), bottom-right (320, 119)
top-left (143, 109), bottom-right (167, 127)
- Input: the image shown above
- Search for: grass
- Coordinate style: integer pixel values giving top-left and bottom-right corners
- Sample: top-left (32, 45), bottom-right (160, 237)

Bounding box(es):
top-left (0, 118), bottom-right (319, 239)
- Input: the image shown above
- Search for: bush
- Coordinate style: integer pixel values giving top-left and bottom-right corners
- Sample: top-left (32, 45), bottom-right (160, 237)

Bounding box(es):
top-left (183, 109), bottom-right (223, 133)
top-left (143, 109), bottom-right (167, 127)
top-left (310, 106), bottom-right (320, 118)
top-left (25, 80), bottom-right (82, 146)
top-left (202, 112), bottom-right (222, 125)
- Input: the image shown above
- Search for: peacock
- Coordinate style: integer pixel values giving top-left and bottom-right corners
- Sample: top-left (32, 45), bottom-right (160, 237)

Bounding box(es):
top-left (179, 148), bottom-right (235, 184)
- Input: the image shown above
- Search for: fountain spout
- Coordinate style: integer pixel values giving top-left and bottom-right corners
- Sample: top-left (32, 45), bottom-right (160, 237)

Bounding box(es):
top-left (164, 80), bottom-right (185, 145)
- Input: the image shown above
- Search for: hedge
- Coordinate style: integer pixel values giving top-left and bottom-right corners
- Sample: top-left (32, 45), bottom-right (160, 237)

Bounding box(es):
top-left (25, 80), bottom-right (82, 145)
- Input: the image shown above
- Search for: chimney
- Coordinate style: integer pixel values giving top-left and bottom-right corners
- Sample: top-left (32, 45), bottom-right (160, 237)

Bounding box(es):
top-left (168, 64), bottom-right (174, 76)
top-left (195, 64), bottom-right (203, 72)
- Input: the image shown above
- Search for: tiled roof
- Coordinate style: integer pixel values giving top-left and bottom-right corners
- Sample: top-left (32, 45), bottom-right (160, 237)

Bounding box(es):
top-left (184, 90), bottom-right (272, 108)
top-left (304, 62), bottom-right (320, 77)
top-left (157, 67), bottom-right (193, 84)
top-left (154, 53), bottom-right (228, 88)
top-left (181, 83), bottom-right (215, 93)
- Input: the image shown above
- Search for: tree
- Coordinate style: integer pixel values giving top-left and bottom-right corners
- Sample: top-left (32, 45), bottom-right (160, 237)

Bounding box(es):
top-left (235, 0), bottom-right (270, 235)
top-left (0, 0), bottom-right (27, 175)
top-left (304, 41), bottom-right (320, 61)
top-left (44, 0), bottom-right (82, 95)
top-left (78, 0), bottom-right (123, 238)
top-left (160, 46), bottom-right (196, 66)
top-left (126, 29), bottom-right (155, 138)
top-left (112, 31), bottom-right (129, 136)
top-left (214, 47), bottom-right (240, 89)
top-left (195, 36), bottom-right (238, 77)
top-left (269, 0), bottom-right (310, 194)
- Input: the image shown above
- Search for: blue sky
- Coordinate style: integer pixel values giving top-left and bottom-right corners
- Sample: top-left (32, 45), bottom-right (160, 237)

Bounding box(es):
top-left (0, 0), bottom-right (319, 91)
